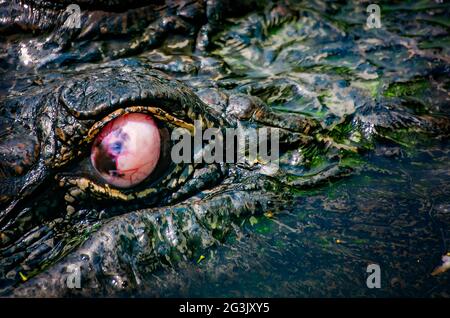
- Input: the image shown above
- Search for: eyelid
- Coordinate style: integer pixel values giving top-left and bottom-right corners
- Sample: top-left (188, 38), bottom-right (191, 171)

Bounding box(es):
top-left (83, 106), bottom-right (195, 145)
top-left (57, 163), bottom-right (187, 201)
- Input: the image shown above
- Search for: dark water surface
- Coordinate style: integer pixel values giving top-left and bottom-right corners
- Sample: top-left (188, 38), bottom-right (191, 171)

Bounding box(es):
top-left (138, 139), bottom-right (450, 297)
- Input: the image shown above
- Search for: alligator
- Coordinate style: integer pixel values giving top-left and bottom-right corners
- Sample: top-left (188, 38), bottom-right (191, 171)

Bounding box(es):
top-left (0, 0), bottom-right (450, 297)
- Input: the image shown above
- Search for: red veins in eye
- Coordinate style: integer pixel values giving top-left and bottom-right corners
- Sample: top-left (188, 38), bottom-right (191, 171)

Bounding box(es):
top-left (90, 113), bottom-right (161, 188)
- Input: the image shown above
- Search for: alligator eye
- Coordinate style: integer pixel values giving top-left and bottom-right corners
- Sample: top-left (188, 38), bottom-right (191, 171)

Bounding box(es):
top-left (90, 113), bottom-right (161, 188)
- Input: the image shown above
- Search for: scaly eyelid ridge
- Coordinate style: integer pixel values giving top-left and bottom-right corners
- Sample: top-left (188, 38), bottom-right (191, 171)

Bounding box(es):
top-left (83, 106), bottom-right (195, 145)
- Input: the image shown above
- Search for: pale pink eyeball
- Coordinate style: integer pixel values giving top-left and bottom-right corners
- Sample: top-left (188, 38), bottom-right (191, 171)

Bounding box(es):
top-left (90, 113), bottom-right (161, 188)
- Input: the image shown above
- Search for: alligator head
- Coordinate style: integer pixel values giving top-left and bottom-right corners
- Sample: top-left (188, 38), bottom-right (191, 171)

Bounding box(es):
top-left (1, 0), bottom-right (449, 296)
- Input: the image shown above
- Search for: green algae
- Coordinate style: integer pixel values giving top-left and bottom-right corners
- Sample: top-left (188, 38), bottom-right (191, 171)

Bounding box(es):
top-left (384, 79), bottom-right (430, 98)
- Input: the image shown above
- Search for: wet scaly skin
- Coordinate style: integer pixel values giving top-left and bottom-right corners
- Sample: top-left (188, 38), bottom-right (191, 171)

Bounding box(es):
top-left (0, 0), bottom-right (450, 296)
